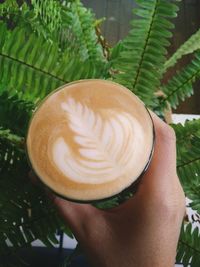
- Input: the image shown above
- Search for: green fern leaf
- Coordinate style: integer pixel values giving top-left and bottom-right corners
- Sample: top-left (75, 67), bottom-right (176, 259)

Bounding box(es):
top-left (17, 7), bottom-right (55, 40)
top-left (177, 223), bottom-right (200, 266)
top-left (66, 0), bottom-right (105, 61)
top-left (111, 0), bottom-right (179, 107)
top-left (0, 128), bottom-right (25, 174)
top-left (0, 123), bottom-right (72, 263)
top-left (172, 119), bottom-right (200, 141)
top-left (172, 119), bottom-right (200, 160)
top-left (0, 0), bottom-right (106, 62)
top-left (0, 89), bottom-right (34, 136)
top-left (0, 21), bottom-right (106, 100)
top-left (109, 41), bottom-right (124, 62)
top-left (161, 51), bottom-right (200, 109)
top-left (31, 0), bottom-right (62, 33)
top-left (0, 0), bottom-right (62, 35)
top-left (165, 28), bottom-right (200, 70)
top-left (0, 128), bottom-right (24, 147)
top-left (0, 1), bottom-right (61, 41)
top-left (176, 135), bottom-right (200, 213)
top-left (0, 0), bottom-right (19, 17)
top-left (0, 158), bottom-right (62, 263)
top-left (173, 119), bottom-right (200, 213)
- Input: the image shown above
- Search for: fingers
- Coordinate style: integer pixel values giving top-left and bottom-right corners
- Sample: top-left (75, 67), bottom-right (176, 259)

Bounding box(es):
top-left (137, 111), bottom-right (178, 200)
top-left (149, 111), bottom-right (177, 174)
top-left (135, 112), bottom-right (185, 215)
top-left (29, 171), bottom-right (98, 236)
top-left (53, 196), bottom-right (98, 237)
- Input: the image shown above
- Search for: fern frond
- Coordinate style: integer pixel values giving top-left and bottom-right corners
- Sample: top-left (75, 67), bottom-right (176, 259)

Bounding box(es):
top-left (109, 41), bottom-right (124, 66)
top-left (31, 0), bottom-right (62, 33)
top-left (0, 89), bottom-right (34, 136)
top-left (161, 51), bottom-right (200, 109)
top-left (0, 111), bottom-right (72, 261)
top-left (112, 0), bottom-right (178, 107)
top-left (177, 135), bottom-right (200, 213)
top-left (0, 128), bottom-right (24, 147)
top-left (165, 28), bottom-right (200, 70)
top-left (177, 223), bottom-right (200, 266)
top-left (173, 119), bottom-right (200, 213)
top-left (0, 0), bottom-right (62, 34)
top-left (172, 119), bottom-right (200, 141)
top-left (177, 141), bottom-right (200, 214)
top-left (0, 127), bottom-right (25, 174)
top-left (0, 135), bottom-right (67, 260)
top-left (1, 0), bottom-right (106, 63)
top-left (0, 0), bottom-right (19, 17)
top-left (17, 7), bottom-right (54, 40)
top-left (172, 119), bottom-right (200, 159)
top-left (0, 1), bottom-right (61, 41)
top-left (61, 0), bottom-right (104, 62)
top-left (0, 22), bottom-right (106, 101)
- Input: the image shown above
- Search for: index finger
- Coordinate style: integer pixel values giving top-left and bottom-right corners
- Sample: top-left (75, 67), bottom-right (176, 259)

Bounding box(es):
top-left (136, 111), bottom-right (178, 197)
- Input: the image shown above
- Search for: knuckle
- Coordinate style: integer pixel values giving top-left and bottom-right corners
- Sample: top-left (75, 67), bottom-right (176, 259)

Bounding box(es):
top-left (157, 190), bottom-right (186, 219)
top-left (164, 125), bottom-right (176, 139)
top-left (159, 124), bottom-right (176, 142)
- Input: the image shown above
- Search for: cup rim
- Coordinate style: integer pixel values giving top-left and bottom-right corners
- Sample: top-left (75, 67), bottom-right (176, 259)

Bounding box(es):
top-left (26, 79), bottom-right (155, 205)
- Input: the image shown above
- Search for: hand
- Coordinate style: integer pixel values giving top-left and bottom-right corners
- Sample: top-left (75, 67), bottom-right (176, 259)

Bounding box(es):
top-left (53, 112), bottom-right (185, 267)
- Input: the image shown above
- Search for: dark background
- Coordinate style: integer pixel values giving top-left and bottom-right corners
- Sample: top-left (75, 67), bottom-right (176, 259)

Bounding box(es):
top-left (82, 0), bottom-right (200, 114)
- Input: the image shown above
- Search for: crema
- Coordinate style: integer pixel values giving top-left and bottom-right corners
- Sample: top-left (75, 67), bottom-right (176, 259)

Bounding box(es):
top-left (26, 80), bottom-right (154, 202)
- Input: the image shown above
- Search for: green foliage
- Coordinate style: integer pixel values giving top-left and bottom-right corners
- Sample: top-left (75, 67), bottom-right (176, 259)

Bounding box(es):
top-left (0, 0), bottom-right (106, 59)
top-left (173, 119), bottom-right (200, 214)
top-left (165, 28), bottom-right (200, 70)
top-left (0, 89), bottom-right (34, 136)
top-left (62, 1), bottom-right (104, 62)
top-left (177, 135), bottom-right (200, 213)
top-left (93, 197), bottom-right (119, 209)
top-left (177, 223), bottom-right (200, 266)
top-left (111, 0), bottom-right (178, 107)
top-left (0, 127), bottom-right (23, 147)
top-left (172, 118), bottom-right (200, 159)
top-left (0, 0), bottom-right (62, 35)
top-left (0, 129), bottom-right (65, 264)
top-left (0, 127), bottom-right (25, 174)
top-left (172, 119), bottom-right (200, 140)
top-left (0, 21), bottom-right (106, 101)
top-left (161, 51), bottom-right (200, 109)
top-left (0, 0), bottom-right (19, 17)
top-left (0, 1), bottom-right (106, 264)
top-left (31, 0), bottom-right (62, 33)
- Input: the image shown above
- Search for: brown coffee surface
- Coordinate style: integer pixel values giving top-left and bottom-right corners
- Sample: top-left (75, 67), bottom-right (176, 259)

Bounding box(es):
top-left (27, 80), bottom-right (154, 201)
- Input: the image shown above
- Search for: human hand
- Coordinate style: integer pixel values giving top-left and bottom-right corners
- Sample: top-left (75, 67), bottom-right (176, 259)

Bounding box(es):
top-left (53, 112), bottom-right (185, 267)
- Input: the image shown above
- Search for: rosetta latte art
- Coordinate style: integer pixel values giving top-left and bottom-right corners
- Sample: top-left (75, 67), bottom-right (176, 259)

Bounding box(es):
top-left (52, 97), bottom-right (144, 184)
top-left (27, 80), bottom-right (154, 201)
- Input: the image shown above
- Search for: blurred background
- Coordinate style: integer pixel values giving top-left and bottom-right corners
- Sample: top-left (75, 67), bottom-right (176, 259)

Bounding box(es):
top-left (82, 0), bottom-right (200, 114)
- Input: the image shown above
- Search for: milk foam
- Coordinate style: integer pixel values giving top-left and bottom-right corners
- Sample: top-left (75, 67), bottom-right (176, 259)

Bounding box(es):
top-left (27, 80), bottom-right (154, 201)
top-left (52, 98), bottom-right (145, 184)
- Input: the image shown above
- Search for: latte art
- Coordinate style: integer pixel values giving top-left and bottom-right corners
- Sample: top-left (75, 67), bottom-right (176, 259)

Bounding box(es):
top-left (27, 79), bottom-right (154, 202)
top-left (52, 98), bottom-right (144, 184)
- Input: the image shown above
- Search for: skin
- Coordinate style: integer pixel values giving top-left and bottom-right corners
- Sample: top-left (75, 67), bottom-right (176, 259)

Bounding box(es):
top-left (51, 112), bottom-right (186, 267)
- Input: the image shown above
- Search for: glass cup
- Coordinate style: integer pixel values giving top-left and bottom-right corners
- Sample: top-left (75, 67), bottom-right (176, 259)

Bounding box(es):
top-left (26, 79), bottom-right (155, 208)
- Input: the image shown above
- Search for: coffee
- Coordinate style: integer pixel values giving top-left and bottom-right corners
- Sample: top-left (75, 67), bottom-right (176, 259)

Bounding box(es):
top-left (26, 80), bottom-right (154, 202)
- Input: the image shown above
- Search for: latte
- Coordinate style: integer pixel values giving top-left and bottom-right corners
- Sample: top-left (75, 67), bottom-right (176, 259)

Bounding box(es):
top-left (26, 79), bottom-right (154, 202)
